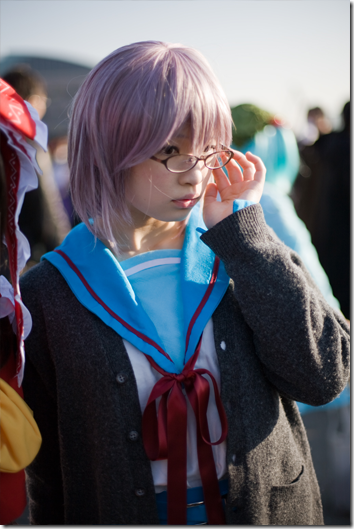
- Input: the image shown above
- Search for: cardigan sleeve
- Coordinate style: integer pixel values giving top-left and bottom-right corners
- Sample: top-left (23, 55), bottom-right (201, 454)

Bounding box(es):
top-left (200, 204), bottom-right (350, 406)
top-left (21, 275), bottom-right (65, 525)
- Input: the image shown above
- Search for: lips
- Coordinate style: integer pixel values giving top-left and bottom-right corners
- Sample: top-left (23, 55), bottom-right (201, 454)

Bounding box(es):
top-left (172, 195), bottom-right (200, 208)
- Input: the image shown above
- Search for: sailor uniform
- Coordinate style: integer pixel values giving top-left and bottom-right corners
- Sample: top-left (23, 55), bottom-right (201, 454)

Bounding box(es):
top-left (21, 204), bottom-right (350, 525)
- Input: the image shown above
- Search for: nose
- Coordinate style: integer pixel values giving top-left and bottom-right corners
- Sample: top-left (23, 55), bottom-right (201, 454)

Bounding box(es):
top-left (177, 160), bottom-right (208, 187)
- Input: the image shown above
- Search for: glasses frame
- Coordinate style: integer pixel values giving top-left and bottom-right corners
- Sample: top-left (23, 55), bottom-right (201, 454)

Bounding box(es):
top-left (150, 149), bottom-right (234, 174)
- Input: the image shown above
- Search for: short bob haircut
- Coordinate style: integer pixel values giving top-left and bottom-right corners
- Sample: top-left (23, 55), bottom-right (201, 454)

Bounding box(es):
top-left (68, 41), bottom-right (233, 251)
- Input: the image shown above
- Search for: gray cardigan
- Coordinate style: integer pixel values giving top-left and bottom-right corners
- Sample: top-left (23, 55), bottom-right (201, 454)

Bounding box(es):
top-left (21, 205), bottom-right (350, 525)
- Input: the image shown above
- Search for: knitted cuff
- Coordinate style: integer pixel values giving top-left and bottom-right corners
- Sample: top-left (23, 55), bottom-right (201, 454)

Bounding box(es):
top-left (200, 204), bottom-right (270, 261)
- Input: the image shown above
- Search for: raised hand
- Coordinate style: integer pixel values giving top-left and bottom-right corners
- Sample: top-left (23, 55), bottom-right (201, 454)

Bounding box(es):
top-left (203, 150), bottom-right (266, 229)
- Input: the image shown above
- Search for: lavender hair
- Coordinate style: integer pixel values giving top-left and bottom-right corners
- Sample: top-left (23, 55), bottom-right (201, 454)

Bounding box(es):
top-left (68, 41), bottom-right (233, 251)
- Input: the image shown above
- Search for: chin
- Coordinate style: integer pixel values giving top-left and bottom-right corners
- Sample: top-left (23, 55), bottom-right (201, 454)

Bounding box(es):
top-left (144, 208), bottom-right (192, 224)
top-left (164, 210), bottom-right (192, 223)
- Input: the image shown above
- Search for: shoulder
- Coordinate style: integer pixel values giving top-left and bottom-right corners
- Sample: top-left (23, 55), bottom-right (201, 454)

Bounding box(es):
top-left (21, 260), bottom-right (66, 295)
top-left (20, 260), bottom-right (73, 320)
top-left (21, 260), bottom-right (97, 362)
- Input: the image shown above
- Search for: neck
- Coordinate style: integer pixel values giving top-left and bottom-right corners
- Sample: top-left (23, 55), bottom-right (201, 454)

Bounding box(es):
top-left (101, 217), bottom-right (187, 262)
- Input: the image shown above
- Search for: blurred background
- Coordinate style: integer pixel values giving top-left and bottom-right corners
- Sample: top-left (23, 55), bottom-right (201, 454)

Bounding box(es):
top-left (0, 0), bottom-right (350, 525)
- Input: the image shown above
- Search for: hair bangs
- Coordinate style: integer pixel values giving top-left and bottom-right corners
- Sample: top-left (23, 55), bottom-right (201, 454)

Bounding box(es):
top-left (167, 46), bottom-right (232, 153)
top-left (68, 41), bottom-right (233, 253)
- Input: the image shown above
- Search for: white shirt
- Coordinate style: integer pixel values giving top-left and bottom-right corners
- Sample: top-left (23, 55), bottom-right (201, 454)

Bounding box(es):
top-left (120, 252), bottom-right (227, 492)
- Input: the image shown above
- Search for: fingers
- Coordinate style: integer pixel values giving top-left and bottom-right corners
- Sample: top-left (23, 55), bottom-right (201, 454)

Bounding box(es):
top-left (209, 150), bottom-right (266, 204)
top-left (221, 157), bottom-right (244, 183)
top-left (231, 151), bottom-right (256, 181)
top-left (203, 182), bottom-right (218, 205)
top-left (219, 150), bottom-right (266, 183)
top-left (244, 151), bottom-right (266, 182)
top-left (211, 166), bottom-right (234, 193)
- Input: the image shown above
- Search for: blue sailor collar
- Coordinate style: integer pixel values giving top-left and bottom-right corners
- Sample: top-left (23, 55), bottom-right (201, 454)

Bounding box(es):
top-left (42, 205), bottom-right (230, 374)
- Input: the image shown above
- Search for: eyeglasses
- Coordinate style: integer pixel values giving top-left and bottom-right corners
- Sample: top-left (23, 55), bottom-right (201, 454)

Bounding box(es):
top-left (150, 149), bottom-right (234, 174)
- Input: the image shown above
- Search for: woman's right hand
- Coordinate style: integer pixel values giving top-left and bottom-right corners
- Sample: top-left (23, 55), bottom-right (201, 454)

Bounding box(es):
top-left (203, 150), bottom-right (266, 230)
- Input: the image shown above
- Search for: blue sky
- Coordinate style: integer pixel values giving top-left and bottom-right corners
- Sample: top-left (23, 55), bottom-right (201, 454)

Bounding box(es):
top-left (0, 1), bottom-right (350, 133)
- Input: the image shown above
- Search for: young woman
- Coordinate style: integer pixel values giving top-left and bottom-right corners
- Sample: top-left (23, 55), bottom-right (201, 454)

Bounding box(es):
top-left (21, 41), bottom-right (350, 525)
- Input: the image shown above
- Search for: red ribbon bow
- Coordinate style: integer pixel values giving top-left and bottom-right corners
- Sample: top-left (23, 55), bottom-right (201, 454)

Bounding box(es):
top-left (142, 338), bottom-right (228, 525)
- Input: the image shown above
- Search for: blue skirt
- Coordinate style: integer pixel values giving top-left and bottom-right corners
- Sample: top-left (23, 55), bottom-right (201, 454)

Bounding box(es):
top-left (156, 478), bottom-right (229, 525)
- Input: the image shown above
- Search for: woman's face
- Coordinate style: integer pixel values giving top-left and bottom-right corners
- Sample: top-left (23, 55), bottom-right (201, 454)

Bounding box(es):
top-left (125, 125), bottom-right (214, 225)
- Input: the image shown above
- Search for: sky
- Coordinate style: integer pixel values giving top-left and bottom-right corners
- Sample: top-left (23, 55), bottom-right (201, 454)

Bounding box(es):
top-left (0, 1), bottom-right (350, 134)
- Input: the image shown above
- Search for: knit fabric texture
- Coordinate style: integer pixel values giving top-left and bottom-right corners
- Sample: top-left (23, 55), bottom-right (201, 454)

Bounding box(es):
top-left (21, 204), bottom-right (350, 525)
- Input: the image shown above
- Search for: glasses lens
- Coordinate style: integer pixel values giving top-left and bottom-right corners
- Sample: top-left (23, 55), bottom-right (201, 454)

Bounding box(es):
top-left (205, 150), bottom-right (233, 169)
top-left (166, 155), bottom-right (198, 173)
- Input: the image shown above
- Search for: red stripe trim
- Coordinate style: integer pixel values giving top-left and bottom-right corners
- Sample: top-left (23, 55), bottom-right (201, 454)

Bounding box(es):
top-left (54, 249), bottom-right (171, 360)
top-left (185, 257), bottom-right (220, 353)
top-left (54, 250), bottom-right (220, 364)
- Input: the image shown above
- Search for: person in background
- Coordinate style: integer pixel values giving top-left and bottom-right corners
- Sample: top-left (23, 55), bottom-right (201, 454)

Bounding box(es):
top-left (291, 102), bottom-right (350, 320)
top-left (0, 79), bottom-right (43, 525)
top-left (292, 106), bottom-right (333, 218)
top-left (230, 103), bottom-right (340, 311)
top-left (49, 135), bottom-right (76, 226)
top-left (231, 103), bottom-right (350, 524)
top-left (296, 106), bottom-right (332, 149)
top-left (292, 104), bottom-right (350, 519)
top-left (2, 66), bottom-right (71, 268)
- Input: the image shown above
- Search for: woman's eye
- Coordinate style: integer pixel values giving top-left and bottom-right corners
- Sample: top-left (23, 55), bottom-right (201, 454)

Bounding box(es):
top-left (161, 145), bottom-right (179, 156)
top-left (204, 145), bottom-right (216, 153)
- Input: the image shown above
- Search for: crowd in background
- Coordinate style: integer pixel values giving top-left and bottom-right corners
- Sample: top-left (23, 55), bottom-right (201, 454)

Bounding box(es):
top-left (1, 62), bottom-right (350, 322)
top-left (0, 60), bottom-right (350, 525)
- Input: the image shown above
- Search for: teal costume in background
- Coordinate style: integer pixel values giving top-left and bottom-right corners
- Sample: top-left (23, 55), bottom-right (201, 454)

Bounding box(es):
top-left (232, 123), bottom-right (348, 416)
top-left (232, 124), bottom-right (339, 310)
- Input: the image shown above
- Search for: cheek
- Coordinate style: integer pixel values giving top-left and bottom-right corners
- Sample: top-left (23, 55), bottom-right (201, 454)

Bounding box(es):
top-left (125, 168), bottom-right (153, 202)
